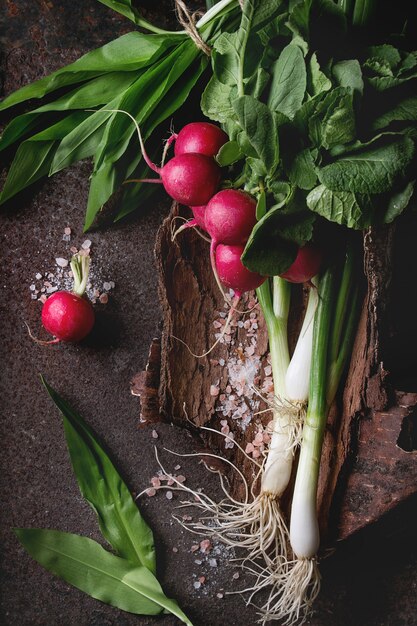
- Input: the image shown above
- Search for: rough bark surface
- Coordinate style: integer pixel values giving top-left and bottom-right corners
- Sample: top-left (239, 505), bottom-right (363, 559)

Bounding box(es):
top-left (139, 203), bottom-right (417, 544)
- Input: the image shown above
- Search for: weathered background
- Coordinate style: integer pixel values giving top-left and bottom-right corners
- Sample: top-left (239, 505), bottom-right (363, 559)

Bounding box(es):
top-left (1, 2), bottom-right (417, 625)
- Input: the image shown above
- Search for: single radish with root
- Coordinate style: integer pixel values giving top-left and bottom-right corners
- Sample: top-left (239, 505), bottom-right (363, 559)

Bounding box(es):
top-left (93, 109), bottom-right (223, 206)
top-left (28, 254), bottom-right (95, 345)
top-left (279, 243), bottom-right (323, 284)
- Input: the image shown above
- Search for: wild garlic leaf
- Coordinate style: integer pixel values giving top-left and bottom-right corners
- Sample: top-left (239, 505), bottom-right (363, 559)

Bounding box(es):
top-left (43, 379), bottom-right (157, 574)
top-left (0, 72), bottom-right (138, 153)
top-left (307, 184), bottom-right (374, 229)
top-left (0, 32), bottom-right (176, 112)
top-left (332, 59), bottom-right (364, 96)
top-left (14, 530), bottom-right (163, 616)
top-left (268, 43), bottom-right (307, 119)
top-left (318, 135), bottom-right (415, 194)
top-left (14, 529), bottom-right (193, 625)
top-left (233, 96), bottom-right (280, 174)
top-left (0, 113), bottom-right (89, 205)
top-left (309, 87), bottom-right (356, 149)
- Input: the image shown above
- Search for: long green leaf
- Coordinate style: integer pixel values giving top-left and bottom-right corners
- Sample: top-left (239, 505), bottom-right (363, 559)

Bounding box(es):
top-left (14, 529), bottom-right (193, 625)
top-left (42, 379), bottom-right (157, 574)
top-left (0, 113), bottom-right (89, 204)
top-left (0, 32), bottom-right (178, 111)
top-left (0, 72), bottom-right (138, 152)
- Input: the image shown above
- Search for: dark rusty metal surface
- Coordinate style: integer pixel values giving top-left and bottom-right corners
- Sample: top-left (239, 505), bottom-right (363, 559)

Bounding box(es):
top-left (1, 2), bottom-right (417, 626)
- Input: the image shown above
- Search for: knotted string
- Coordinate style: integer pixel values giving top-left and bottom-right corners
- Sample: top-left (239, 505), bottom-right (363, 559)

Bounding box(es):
top-left (174, 0), bottom-right (211, 56)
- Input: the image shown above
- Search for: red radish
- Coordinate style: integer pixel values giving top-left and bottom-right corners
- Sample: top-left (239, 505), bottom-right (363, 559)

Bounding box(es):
top-left (28, 254), bottom-right (94, 345)
top-left (99, 109), bottom-right (222, 206)
top-left (205, 190), bottom-right (257, 245)
top-left (173, 122), bottom-right (228, 158)
top-left (279, 243), bottom-right (323, 284)
top-left (215, 244), bottom-right (266, 297)
top-left (42, 291), bottom-right (95, 342)
top-left (160, 153), bottom-right (221, 205)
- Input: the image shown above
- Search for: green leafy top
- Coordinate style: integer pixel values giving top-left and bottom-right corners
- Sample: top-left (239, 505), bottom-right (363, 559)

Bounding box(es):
top-left (201, 0), bottom-right (417, 275)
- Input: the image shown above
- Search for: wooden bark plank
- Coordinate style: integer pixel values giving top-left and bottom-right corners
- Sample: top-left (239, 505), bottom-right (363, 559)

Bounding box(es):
top-left (138, 203), bottom-right (417, 542)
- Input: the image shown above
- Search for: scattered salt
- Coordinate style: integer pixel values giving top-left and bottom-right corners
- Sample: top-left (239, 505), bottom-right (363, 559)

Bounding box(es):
top-left (216, 593), bottom-right (224, 599)
top-left (55, 258), bottom-right (68, 268)
top-left (35, 273), bottom-right (42, 280)
top-left (209, 559), bottom-right (218, 567)
top-left (146, 488), bottom-right (156, 497)
top-left (166, 491), bottom-right (173, 500)
top-left (103, 281), bottom-right (112, 291)
top-left (151, 429), bottom-right (159, 439)
top-left (99, 293), bottom-right (108, 304)
top-left (172, 547), bottom-right (178, 553)
top-left (81, 239), bottom-right (92, 250)
top-left (193, 581), bottom-right (201, 590)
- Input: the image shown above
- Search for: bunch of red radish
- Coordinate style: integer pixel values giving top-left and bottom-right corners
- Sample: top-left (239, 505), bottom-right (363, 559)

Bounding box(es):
top-left (157, 121), bottom-right (322, 300)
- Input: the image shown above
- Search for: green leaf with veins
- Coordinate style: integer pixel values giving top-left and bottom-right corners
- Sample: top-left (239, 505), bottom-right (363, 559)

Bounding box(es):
top-left (242, 194), bottom-right (315, 276)
top-left (233, 96), bottom-right (280, 173)
top-left (307, 53), bottom-right (332, 97)
top-left (216, 141), bottom-right (243, 166)
top-left (267, 43), bottom-right (306, 119)
top-left (371, 96), bottom-right (417, 131)
top-left (288, 148), bottom-right (318, 190)
top-left (318, 135), bottom-right (415, 194)
top-left (307, 184), bottom-right (374, 229)
top-left (201, 76), bottom-right (236, 123)
top-left (332, 59), bottom-right (364, 96)
top-left (382, 181), bottom-right (415, 224)
top-left (309, 87), bottom-right (356, 149)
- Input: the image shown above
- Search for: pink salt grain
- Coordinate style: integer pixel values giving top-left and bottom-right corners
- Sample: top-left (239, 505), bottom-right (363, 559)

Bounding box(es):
top-left (151, 429), bottom-right (159, 439)
top-left (99, 293), bottom-right (108, 304)
top-left (146, 488), bottom-right (156, 497)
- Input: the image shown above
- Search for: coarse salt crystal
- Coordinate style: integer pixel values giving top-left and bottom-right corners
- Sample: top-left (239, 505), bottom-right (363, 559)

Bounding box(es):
top-left (78, 248), bottom-right (90, 257)
top-left (29, 284), bottom-right (36, 291)
top-left (166, 491), bottom-right (173, 500)
top-left (232, 572), bottom-right (240, 580)
top-left (209, 559), bottom-right (218, 567)
top-left (151, 429), bottom-right (159, 439)
top-left (245, 443), bottom-right (255, 454)
top-left (193, 581), bottom-right (201, 590)
top-left (39, 295), bottom-right (47, 303)
top-left (146, 488), bottom-right (156, 497)
top-left (35, 273), bottom-right (42, 280)
top-left (200, 539), bottom-right (211, 553)
top-left (210, 385), bottom-right (220, 397)
top-left (151, 477), bottom-right (161, 489)
top-left (99, 293), bottom-right (109, 304)
top-left (103, 282), bottom-right (112, 291)
top-left (191, 545), bottom-right (199, 553)
top-left (172, 547), bottom-right (178, 553)
top-left (82, 239), bottom-right (92, 250)
top-left (176, 475), bottom-right (186, 483)
top-left (194, 559), bottom-right (202, 565)
top-left (216, 593), bottom-right (224, 599)
top-left (70, 246), bottom-right (78, 254)
top-left (219, 358), bottom-right (225, 367)
top-left (174, 464), bottom-right (181, 471)
top-left (55, 258), bottom-right (68, 268)
top-left (198, 576), bottom-right (206, 584)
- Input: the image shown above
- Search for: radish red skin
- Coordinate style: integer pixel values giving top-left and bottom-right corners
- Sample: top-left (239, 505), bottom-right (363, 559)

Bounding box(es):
top-left (161, 153), bottom-right (221, 206)
top-left (205, 190), bottom-right (257, 245)
top-left (279, 244), bottom-right (323, 284)
top-left (42, 291), bottom-right (95, 342)
top-left (174, 122), bottom-right (228, 158)
top-left (216, 244), bottom-right (266, 295)
top-left (190, 205), bottom-right (207, 231)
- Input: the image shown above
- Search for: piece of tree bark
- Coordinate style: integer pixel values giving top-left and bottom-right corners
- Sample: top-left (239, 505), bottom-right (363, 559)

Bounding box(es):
top-left (138, 203), bottom-right (417, 543)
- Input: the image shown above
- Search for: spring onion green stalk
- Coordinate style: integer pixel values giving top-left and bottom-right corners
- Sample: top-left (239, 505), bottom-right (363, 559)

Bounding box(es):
top-left (267, 243), bottom-right (361, 625)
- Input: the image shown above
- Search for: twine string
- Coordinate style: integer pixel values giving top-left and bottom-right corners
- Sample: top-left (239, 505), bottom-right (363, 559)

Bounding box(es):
top-left (174, 0), bottom-right (212, 56)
